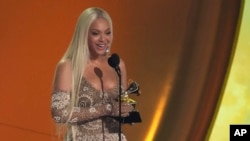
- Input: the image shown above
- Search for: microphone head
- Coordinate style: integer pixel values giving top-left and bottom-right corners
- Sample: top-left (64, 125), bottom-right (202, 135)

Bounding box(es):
top-left (108, 53), bottom-right (120, 68)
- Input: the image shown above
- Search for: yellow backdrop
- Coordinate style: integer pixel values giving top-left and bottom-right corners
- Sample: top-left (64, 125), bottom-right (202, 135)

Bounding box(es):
top-left (209, 1), bottom-right (250, 140)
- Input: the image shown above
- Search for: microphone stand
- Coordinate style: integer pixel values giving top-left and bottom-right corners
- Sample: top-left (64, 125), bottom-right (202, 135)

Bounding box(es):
top-left (115, 66), bottom-right (122, 141)
top-left (108, 53), bottom-right (122, 141)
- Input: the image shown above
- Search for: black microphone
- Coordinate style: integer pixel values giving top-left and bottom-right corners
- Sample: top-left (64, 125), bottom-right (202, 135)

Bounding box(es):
top-left (108, 53), bottom-right (122, 141)
top-left (108, 53), bottom-right (121, 75)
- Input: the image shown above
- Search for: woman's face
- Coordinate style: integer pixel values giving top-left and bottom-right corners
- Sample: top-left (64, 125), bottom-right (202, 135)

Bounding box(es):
top-left (88, 18), bottom-right (112, 57)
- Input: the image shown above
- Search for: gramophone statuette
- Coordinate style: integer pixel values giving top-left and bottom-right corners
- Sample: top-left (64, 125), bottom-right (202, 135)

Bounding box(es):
top-left (116, 80), bottom-right (142, 124)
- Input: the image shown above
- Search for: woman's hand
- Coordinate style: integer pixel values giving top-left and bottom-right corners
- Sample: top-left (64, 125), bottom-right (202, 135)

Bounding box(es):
top-left (109, 101), bottom-right (134, 117)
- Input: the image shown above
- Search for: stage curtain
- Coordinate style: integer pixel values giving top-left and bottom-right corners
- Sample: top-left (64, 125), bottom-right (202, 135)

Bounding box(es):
top-left (154, 0), bottom-right (243, 141)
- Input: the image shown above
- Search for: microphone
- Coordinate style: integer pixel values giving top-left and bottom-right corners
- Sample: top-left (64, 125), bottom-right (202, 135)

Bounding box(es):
top-left (108, 53), bottom-right (122, 141)
top-left (108, 53), bottom-right (121, 75)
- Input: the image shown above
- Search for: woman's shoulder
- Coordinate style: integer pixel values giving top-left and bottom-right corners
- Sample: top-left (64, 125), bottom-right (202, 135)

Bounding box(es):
top-left (58, 59), bottom-right (72, 67)
top-left (53, 59), bottom-right (72, 90)
top-left (119, 58), bottom-right (126, 67)
top-left (56, 59), bottom-right (72, 72)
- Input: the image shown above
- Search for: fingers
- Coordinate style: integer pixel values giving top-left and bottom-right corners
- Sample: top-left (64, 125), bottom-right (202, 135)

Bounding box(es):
top-left (121, 112), bottom-right (130, 117)
top-left (111, 102), bottom-right (134, 117)
top-left (121, 103), bottom-right (134, 113)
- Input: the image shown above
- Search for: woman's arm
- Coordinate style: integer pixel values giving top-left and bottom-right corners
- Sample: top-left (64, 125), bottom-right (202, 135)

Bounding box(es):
top-left (51, 90), bottom-right (113, 124)
top-left (50, 60), bottom-right (113, 124)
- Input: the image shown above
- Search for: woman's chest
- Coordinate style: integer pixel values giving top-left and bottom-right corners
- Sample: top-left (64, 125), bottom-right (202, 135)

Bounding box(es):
top-left (83, 65), bottom-right (118, 92)
top-left (77, 78), bottom-right (118, 107)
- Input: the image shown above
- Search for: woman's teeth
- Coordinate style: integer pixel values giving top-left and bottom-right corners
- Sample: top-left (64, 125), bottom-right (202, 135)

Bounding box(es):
top-left (96, 44), bottom-right (106, 49)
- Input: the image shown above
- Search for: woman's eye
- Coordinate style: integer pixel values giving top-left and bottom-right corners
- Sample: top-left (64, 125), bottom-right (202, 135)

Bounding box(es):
top-left (106, 31), bottom-right (111, 35)
top-left (91, 32), bottom-right (99, 36)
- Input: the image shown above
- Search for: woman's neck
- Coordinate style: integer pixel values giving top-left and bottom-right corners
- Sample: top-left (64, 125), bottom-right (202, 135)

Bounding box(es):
top-left (89, 55), bottom-right (107, 65)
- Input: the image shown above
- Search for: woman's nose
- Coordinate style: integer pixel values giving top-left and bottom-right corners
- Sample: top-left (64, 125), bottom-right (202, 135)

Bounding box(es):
top-left (99, 34), bottom-right (105, 42)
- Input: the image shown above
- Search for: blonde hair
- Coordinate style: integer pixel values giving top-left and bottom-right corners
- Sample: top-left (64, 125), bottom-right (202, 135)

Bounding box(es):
top-left (62, 7), bottom-right (112, 109)
top-left (57, 7), bottom-right (113, 140)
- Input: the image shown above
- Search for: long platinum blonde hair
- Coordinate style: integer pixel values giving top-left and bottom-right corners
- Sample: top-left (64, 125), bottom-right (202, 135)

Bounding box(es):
top-left (61, 7), bottom-right (113, 111)
top-left (57, 7), bottom-right (113, 139)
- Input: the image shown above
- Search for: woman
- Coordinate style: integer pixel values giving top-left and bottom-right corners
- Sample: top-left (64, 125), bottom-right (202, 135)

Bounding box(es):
top-left (51, 7), bottom-right (134, 141)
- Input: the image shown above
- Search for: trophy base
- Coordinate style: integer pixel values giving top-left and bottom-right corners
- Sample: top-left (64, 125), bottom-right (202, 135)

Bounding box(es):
top-left (115, 111), bottom-right (142, 124)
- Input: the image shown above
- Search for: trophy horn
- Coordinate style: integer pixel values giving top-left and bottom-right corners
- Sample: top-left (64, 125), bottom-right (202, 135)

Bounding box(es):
top-left (125, 81), bottom-right (141, 96)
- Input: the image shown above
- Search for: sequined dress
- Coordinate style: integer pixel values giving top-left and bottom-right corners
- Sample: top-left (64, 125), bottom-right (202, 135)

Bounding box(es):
top-left (51, 77), bottom-right (127, 141)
